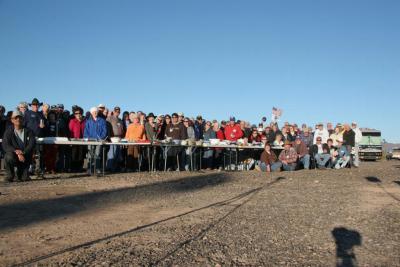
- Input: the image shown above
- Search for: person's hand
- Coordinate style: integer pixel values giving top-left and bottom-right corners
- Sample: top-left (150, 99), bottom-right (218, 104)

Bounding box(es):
top-left (17, 154), bottom-right (25, 162)
top-left (15, 150), bottom-right (23, 155)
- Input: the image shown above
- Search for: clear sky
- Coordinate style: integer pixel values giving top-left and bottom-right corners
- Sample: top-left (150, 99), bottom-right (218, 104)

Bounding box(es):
top-left (0, 0), bottom-right (399, 142)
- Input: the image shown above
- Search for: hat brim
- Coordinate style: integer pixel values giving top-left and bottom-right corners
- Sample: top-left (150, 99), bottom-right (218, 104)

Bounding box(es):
top-left (29, 102), bottom-right (43, 106)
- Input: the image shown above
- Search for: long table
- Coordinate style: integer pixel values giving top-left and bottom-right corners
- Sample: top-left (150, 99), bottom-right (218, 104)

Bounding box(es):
top-left (34, 139), bottom-right (284, 174)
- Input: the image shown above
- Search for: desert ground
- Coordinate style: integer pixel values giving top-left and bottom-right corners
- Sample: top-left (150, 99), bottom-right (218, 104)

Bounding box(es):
top-left (1, 161), bottom-right (399, 266)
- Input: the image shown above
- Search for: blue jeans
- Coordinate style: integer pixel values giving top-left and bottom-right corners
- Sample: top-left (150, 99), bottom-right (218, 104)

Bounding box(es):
top-left (282, 163), bottom-right (296, 171)
top-left (260, 161), bottom-right (282, 172)
top-left (299, 154), bottom-right (310, 169)
top-left (315, 153), bottom-right (330, 168)
top-left (107, 145), bottom-right (121, 171)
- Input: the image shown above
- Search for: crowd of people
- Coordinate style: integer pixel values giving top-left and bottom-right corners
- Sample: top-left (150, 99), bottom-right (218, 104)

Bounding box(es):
top-left (0, 98), bottom-right (363, 182)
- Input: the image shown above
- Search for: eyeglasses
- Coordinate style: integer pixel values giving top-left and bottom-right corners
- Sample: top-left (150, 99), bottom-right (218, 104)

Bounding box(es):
top-left (75, 113), bottom-right (82, 115)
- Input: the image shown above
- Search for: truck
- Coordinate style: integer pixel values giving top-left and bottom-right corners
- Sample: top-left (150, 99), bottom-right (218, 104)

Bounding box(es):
top-left (358, 128), bottom-right (383, 161)
top-left (387, 147), bottom-right (400, 160)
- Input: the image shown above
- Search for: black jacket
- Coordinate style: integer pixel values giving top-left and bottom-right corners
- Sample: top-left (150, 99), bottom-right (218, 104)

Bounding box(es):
top-left (310, 143), bottom-right (330, 156)
top-left (343, 130), bottom-right (355, 147)
top-left (2, 127), bottom-right (36, 156)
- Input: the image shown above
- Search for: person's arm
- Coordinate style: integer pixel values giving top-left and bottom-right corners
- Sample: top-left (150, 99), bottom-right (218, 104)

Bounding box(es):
top-left (141, 125), bottom-right (146, 140)
top-left (1, 130), bottom-right (15, 153)
top-left (288, 150), bottom-right (298, 163)
top-left (23, 129), bottom-right (36, 156)
top-left (98, 119), bottom-right (108, 140)
top-left (180, 124), bottom-right (188, 140)
top-left (83, 120), bottom-right (90, 139)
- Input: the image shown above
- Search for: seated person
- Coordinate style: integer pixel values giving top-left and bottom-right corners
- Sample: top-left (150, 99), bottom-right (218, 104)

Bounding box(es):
top-left (334, 139), bottom-right (350, 169)
top-left (273, 133), bottom-right (284, 147)
top-left (310, 137), bottom-right (331, 169)
top-left (278, 140), bottom-right (298, 171)
top-left (2, 110), bottom-right (36, 182)
top-left (327, 138), bottom-right (337, 168)
top-left (257, 143), bottom-right (282, 172)
top-left (293, 136), bottom-right (310, 169)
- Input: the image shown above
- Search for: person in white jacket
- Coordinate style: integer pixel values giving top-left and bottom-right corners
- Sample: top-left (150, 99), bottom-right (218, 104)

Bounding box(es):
top-left (352, 122), bottom-right (362, 167)
top-left (313, 123), bottom-right (330, 144)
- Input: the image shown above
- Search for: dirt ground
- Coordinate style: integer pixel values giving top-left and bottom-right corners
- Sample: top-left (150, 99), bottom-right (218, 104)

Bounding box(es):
top-left (0, 161), bottom-right (399, 267)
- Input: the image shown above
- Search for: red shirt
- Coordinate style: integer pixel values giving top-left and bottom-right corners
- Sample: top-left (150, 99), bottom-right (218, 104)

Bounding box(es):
top-left (224, 124), bottom-right (243, 141)
top-left (69, 118), bottom-right (85, 138)
top-left (216, 129), bottom-right (225, 141)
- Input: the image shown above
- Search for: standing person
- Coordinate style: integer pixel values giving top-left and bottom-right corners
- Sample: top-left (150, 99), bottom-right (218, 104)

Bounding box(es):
top-left (43, 111), bottom-right (59, 173)
top-left (343, 124), bottom-right (356, 167)
top-left (69, 107), bottom-right (86, 172)
top-left (293, 136), bottom-right (310, 169)
top-left (2, 110), bottom-right (36, 182)
top-left (224, 117), bottom-right (243, 142)
top-left (352, 122), bottom-right (362, 168)
top-left (212, 121), bottom-right (225, 170)
top-left (17, 102), bottom-right (28, 115)
top-left (24, 98), bottom-right (45, 174)
top-left (24, 98), bottom-right (45, 137)
top-left (177, 112), bottom-right (185, 124)
top-left (107, 106), bottom-right (124, 172)
top-left (183, 118), bottom-right (195, 171)
top-left (125, 113), bottom-right (146, 171)
top-left (327, 122), bottom-right (334, 135)
top-left (194, 115), bottom-right (205, 140)
top-left (300, 128), bottom-right (313, 148)
top-left (55, 104), bottom-right (70, 172)
top-left (257, 143), bottom-right (282, 172)
top-left (0, 106), bottom-right (7, 166)
top-left (84, 107), bottom-right (107, 176)
top-left (144, 113), bottom-right (158, 141)
top-left (313, 123), bottom-right (329, 144)
top-left (330, 126), bottom-right (343, 147)
top-left (202, 121), bottom-right (216, 170)
top-left (165, 113), bottom-right (187, 171)
top-left (278, 141), bottom-right (298, 171)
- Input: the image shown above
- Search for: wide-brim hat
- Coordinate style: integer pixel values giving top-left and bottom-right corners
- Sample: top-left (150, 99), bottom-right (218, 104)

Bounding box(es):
top-left (29, 98), bottom-right (43, 106)
top-left (146, 112), bottom-right (155, 119)
top-left (284, 140), bottom-right (292, 146)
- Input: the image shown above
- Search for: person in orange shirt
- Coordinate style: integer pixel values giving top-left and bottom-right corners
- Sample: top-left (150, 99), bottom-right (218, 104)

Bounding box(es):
top-left (125, 114), bottom-right (146, 171)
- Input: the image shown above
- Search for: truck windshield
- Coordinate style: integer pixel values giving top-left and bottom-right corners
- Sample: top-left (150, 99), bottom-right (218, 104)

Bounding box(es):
top-left (360, 136), bottom-right (382, 146)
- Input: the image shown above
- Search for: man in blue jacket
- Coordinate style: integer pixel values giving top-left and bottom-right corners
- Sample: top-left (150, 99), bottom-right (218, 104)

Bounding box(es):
top-left (84, 107), bottom-right (107, 175)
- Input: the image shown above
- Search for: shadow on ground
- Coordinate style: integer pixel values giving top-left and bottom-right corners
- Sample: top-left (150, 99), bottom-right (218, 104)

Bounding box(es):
top-left (13, 177), bottom-right (286, 267)
top-left (0, 172), bottom-right (232, 231)
top-left (332, 227), bottom-right (362, 267)
top-left (365, 176), bottom-right (400, 203)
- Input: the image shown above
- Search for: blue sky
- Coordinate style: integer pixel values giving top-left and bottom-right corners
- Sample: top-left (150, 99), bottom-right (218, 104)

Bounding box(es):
top-left (0, 0), bottom-right (399, 142)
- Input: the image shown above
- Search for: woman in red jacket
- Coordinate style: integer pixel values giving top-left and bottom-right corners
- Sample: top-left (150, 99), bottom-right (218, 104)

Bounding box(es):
top-left (69, 107), bottom-right (86, 172)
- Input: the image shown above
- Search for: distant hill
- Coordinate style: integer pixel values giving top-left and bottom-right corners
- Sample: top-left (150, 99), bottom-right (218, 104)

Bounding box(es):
top-left (383, 143), bottom-right (400, 152)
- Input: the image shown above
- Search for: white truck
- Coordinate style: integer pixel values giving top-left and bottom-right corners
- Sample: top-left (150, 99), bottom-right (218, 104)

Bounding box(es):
top-left (358, 129), bottom-right (382, 161)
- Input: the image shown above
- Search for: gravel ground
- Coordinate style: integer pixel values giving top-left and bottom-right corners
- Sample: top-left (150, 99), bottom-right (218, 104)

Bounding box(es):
top-left (0, 161), bottom-right (399, 266)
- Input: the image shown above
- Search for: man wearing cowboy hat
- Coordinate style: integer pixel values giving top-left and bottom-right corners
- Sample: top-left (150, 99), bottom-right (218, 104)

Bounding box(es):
top-left (278, 140), bottom-right (298, 171)
top-left (2, 110), bottom-right (36, 182)
top-left (24, 98), bottom-right (45, 137)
